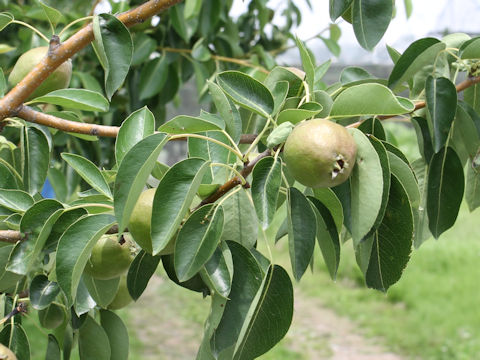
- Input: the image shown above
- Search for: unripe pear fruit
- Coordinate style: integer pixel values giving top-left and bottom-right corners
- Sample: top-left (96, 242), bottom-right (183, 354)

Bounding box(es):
top-left (83, 235), bottom-right (134, 280)
top-left (283, 119), bottom-right (357, 188)
top-left (107, 275), bottom-right (133, 310)
top-left (38, 303), bottom-right (65, 330)
top-left (8, 47), bottom-right (72, 100)
top-left (128, 188), bottom-right (176, 254)
top-left (0, 343), bottom-right (17, 359)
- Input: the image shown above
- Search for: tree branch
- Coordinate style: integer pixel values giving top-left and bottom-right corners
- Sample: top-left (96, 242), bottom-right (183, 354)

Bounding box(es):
top-left (0, 230), bottom-right (23, 244)
top-left (0, 0), bottom-right (183, 121)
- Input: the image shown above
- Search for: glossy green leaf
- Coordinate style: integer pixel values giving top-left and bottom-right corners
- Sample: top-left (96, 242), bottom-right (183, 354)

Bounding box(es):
top-left (162, 253), bottom-right (209, 294)
top-left (211, 241), bottom-right (264, 357)
top-left (459, 36), bottom-right (480, 59)
top-left (0, 13), bottom-right (13, 31)
top-left (114, 133), bottom-right (169, 234)
top-left (175, 204), bottom-right (224, 281)
top-left (22, 126), bottom-right (50, 195)
top-left (30, 89), bottom-right (109, 112)
top-left (127, 250), bottom-right (161, 301)
top-left (465, 158), bottom-right (480, 212)
top-left (308, 197), bottom-right (340, 280)
top-left (388, 38), bottom-right (445, 90)
top-left (347, 129), bottom-right (385, 243)
top-left (100, 310), bottom-right (129, 360)
top-left (61, 153), bottom-right (112, 198)
top-left (251, 157), bottom-right (282, 229)
top-left (365, 175), bottom-right (413, 291)
top-left (217, 71), bottom-right (274, 117)
top-left (0, 162), bottom-right (18, 190)
top-left (185, 0), bottom-right (202, 19)
top-left (45, 334), bottom-right (61, 360)
top-left (0, 245), bottom-right (22, 292)
top-left (271, 81), bottom-right (289, 116)
top-left (131, 34), bottom-right (156, 66)
top-left (83, 274), bottom-right (119, 308)
top-left (115, 106), bottom-right (155, 165)
top-left (138, 55), bottom-right (168, 100)
top-left (295, 36), bottom-right (315, 93)
top-left (39, 0), bottom-right (63, 28)
top-left (46, 110), bottom-right (98, 141)
top-left (330, 0), bottom-right (353, 21)
top-left (44, 208), bottom-right (88, 252)
top-left (196, 294), bottom-right (228, 359)
top-left (202, 242), bottom-right (233, 298)
top-left (288, 187), bottom-right (316, 281)
top-left (265, 67), bottom-right (304, 98)
top-left (277, 102), bottom-right (323, 124)
top-left (56, 214), bottom-right (116, 305)
top-left (0, 189), bottom-right (33, 212)
top-left (0, 324), bottom-right (30, 360)
top-left (330, 83), bottom-right (414, 117)
top-left (352, 0), bottom-right (393, 50)
top-left (79, 316), bottom-right (111, 360)
top-left (452, 103), bottom-right (480, 158)
top-left (29, 274), bottom-right (60, 310)
top-left (159, 114), bottom-right (224, 134)
top-left (192, 38), bottom-right (211, 61)
top-left (208, 81), bottom-right (243, 142)
top-left (427, 147), bottom-right (464, 238)
top-left (233, 265), bottom-right (293, 360)
top-left (92, 13), bottom-right (133, 100)
top-left (425, 76), bottom-right (457, 152)
top-left (357, 117), bottom-right (386, 140)
top-left (7, 199), bottom-right (63, 275)
top-left (312, 188), bottom-right (344, 234)
top-left (411, 116), bottom-right (434, 163)
top-left (387, 152), bottom-right (420, 208)
top-left (151, 158), bottom-right (209, 254)
top-left (220, 189), bottom-right (258, 249)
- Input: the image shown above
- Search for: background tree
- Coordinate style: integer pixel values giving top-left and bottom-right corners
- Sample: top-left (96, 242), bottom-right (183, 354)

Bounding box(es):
top-left (0, 0), bottom-right (479, 358)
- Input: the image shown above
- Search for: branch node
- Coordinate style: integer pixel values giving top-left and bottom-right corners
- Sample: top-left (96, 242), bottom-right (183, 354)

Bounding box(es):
top-left (49, 35), bottom-right (61, 53)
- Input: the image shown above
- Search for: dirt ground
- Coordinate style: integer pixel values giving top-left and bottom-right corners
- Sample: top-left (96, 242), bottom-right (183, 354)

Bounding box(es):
top-left (129, 276), bottom-right (403, 360)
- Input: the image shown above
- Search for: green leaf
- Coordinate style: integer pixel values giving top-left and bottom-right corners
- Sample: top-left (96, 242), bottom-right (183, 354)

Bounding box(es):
top-left (92, 13), bottom-right (133, 100)
top-left (340, 66), bottom-right (374, 85)
top-left (29, 274), bottom-right (60, 310)
top-left (320, 36), bottom-right (341, 57)
top-left (30, 89), bottom-right (109, 112)
top-left (0, 189), bottom-right (33, 212)
top-left (175, 204), bottom-right (224, 281)
top-left (365, 175), bottom-right (413, 291)
top-left (411, 116), bottom-right (434, 163)
top-left (454, 103), bottom-right (480, 158)
top-left (459, 36), bottom-right (480, 59)
top-left (312, 188), bottom-right (344, 234)
top-left (158, 114), bottom-right (225, 134)
top-left (308, 197), bottom-right (340, 280)
top-left (347, 129), bottom-right (385, 243)
top-left (0, 162), bottom-right (18, 190)
top-left (288, 187), bottom-right (316, 281)
top-left (217, 71), bottom-right (274, 117)
top-left (127, 250), bottom-right (161, 300)
top-left (75, 277), bottom-right (96, 316)
top-left (44, 208), bottom-right (88, 252)
top-left (295, 36), bottom-right (315, 93)
top-left (265, 67), bottom-right (304, 98)
top-left (61, 153), bottom-right (112, 198)
top-left (7, 199), bottom-right (63, 275)
top-left (465, 159), bottom-right (480, 212)
top-left (388, 38), bottom-right (445, 90)
top-left (138, 56), bottom-right (168, 100)
top-left (387, 152), bottom-right (420, 208)
top-left (220, 189), bottom-right (258, 249)
top-left (271, 81), bottom-right (289, 117)
top-left (192, 38), bottom-right (211, 62)
top-left (83, 274), bottom-right (119, 308)
top-left (277, 102), bottom-right (323, 124)
top-left (352, 0), bottom-right (393, 50)
top-left (425, 76), bottom-right (457, 153)
top-left (151, 158), bottom-right (209, 254)
top-left (22, 126), bottom-right (50, 195)
top-left (0, 324), bottom-right (30, 360)
top-left (211, 241), bottom-right (264, 357)
top-left (46, 110), bottom-right (98, 141)
top-left (0, 68), bottom-right (5, 97)
top-left (184, 0), bottom-right (202, 19)
top-left (330, 83), bottom-right (414, 117)
top-left (131, 34), bottom-right (156, 66)
top-left (115, 106), bottom-right (155, 165)
top-left (412, 159), bottom-right (432, 248)
top-left (56, 214), bottom-right (116, 305)
top-left (251, 157), bottom-right (282, 229)
top-left (45, 334), bottom-right (61, 360)
top-left (208, 81), bottom-right (243, 142)
top-left (114, 133), bottom-right (169, 234)
top-left (330, 0), bottom-right (353, 21)
top-left (74, 71), bottom-right (104, 93)
top-left (232, 265), bottom-right (293, 360)
top-left (357, 117), bottom-right (386, 140)
top-left (202, 242), bottom-right (232, 298)
top-left (79, 316), bottom-right (111, 360)
top-left (39, 0), bottom-right (63, 28)
top-left (427, 147), bottom-right (464, 238)
top-left (100, 310), bottom-right (129, 360)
